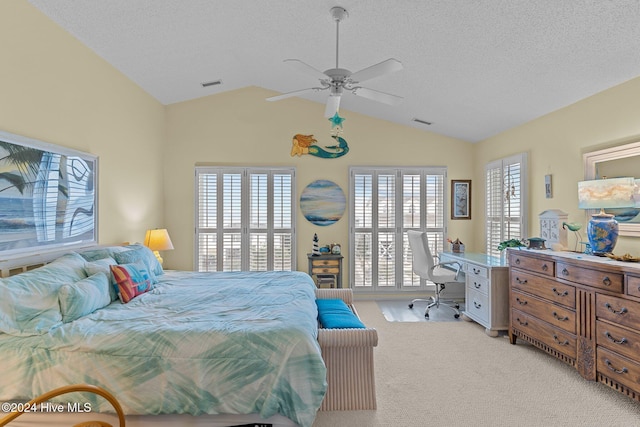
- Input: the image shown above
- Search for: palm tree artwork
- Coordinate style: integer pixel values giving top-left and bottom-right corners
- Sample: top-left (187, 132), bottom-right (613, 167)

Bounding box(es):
top-left (0, 139), bottom-right (95, 252)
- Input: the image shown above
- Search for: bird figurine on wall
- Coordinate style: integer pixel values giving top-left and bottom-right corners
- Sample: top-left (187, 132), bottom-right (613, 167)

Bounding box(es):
top-left (562, 222), bottom-right (583, 252)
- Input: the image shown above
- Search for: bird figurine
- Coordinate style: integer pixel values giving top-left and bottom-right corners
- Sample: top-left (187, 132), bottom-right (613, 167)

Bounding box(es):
top-left (562, 222), bottom-right (583, 252)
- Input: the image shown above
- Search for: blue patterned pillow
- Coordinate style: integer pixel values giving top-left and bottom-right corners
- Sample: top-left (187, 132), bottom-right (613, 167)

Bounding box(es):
top-left (0, 252), bottom-right (90, 336)
top-left (79, 246), bottom-right (128, 262)
top-left (125, 244), bottom-right (164, 277)
top-left (58, 272), bottom-right (111, 323)
top-left (114, 248), bottom-right (158, 284)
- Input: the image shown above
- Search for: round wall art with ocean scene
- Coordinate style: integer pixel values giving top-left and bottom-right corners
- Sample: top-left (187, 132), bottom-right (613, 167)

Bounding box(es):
top-left (300, 179), bottom-right (346, 226)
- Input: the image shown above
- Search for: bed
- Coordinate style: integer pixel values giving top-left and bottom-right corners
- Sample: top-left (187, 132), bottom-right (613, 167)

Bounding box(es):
top-left (0, 245), bottom-right (328, 427)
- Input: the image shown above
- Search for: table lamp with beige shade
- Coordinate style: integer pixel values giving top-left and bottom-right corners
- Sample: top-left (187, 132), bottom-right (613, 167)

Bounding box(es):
top-left (144, 228), bottom-right (174, 265)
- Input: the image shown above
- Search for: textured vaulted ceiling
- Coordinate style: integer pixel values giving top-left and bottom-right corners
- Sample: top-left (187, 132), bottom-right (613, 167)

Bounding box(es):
top-left (27, 0), bottom-right (640, 142)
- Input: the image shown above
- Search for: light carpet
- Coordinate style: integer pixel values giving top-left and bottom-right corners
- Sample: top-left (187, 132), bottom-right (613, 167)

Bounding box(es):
top-left (312, 300), bottom-right (640, 427)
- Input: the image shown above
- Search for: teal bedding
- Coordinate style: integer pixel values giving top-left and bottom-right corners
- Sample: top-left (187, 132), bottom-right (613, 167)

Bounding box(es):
top-left (0, 270), bottom-right (327, 427)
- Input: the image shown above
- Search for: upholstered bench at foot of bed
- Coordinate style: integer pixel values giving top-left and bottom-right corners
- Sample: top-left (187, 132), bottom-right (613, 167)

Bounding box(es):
top-left (315, 288), bottom-right (378, 411)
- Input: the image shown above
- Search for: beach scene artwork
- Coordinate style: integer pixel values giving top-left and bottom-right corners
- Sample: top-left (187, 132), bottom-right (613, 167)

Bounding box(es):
top-left (0, 132), bottom-right (97, 253)
top-left (300, 180), bottom-right (346, 226)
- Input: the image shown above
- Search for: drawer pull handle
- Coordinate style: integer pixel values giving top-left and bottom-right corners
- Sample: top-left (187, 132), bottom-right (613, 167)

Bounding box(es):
top-left (474, 301), bottom-right (482, 309)
top-left (474, 282), bottom-right (482, 289)
top-left (605, 332), bottom-right (628, 345)
top-left (473, 268), bottom-right (480, 274)
top-left (516, 317), bottom-right (528, 326)
top-left (515, 297), bottom-right (527, 306)
top-left (605, 303), bottom-right (628, 315)
top-left (516, 277), bottom-right (528, 285)
top-left (515, 258), bottom-right (520, 265)
top-left (553, 334), bottom-right (569, 346)
top-left (562, 268), bottom-right (569, 276)
top-left (542, 264), bottom-right (549, 272)
top-left (552, 311), bottom-right (569, 322)
top-left (552, 287), bottom-right (568, 297)
top-left (605, 359), bottom-right (628, 375)
top-left (602, 276), bottom-right (611, 286)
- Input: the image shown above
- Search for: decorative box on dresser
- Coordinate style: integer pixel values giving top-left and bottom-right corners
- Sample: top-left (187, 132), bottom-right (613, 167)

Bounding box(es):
top-left (440, 252), bottom-right (509, 337)
top-left (508, 248), bottom-right (640, 402)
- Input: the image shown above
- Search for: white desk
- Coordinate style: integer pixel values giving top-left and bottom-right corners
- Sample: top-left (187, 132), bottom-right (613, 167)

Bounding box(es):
top-left (440, 252), bottom-right (509, 337)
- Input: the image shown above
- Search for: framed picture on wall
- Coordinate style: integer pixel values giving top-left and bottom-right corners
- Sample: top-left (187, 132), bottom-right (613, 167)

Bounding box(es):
top-left (0, 130), bottom-right (98, 256)
top-left (451, 179), bottom-right (471, 220)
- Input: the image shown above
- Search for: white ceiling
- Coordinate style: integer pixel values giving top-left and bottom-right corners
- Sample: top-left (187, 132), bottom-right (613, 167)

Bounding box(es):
top-left (27, 0), bottom-right (640, 143)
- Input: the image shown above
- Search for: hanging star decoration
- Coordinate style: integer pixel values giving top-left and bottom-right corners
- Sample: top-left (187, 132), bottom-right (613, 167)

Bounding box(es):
top-left (328, 112), bottom-right (345, 129)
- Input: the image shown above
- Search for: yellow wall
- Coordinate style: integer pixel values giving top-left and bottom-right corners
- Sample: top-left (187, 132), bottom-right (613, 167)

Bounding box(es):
top-left (0, 1), bottom-right (166, 245)
top-left (164, 86), bottom-right (474, 276)
top-left (6, 1), bottom-right (640, 276)
top-left (474, 76), bottom-right (640, 255)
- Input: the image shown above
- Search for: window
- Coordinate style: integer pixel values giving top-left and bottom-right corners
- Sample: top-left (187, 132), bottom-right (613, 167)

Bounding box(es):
top-left (485, 153), bottom-right (528, 257)
top-left (350, 167), bottom-right (446, 292)
top-left (195, 167), bottom-right (295, 271)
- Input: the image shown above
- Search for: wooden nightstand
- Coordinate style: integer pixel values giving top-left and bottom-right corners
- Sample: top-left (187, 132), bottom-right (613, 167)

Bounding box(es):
top-left (308, 253), bottom-right (343, 288)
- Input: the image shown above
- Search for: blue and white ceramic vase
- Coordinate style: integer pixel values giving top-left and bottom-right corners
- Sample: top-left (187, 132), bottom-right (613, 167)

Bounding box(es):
top-left (587, 212), bottom-right (618, 255)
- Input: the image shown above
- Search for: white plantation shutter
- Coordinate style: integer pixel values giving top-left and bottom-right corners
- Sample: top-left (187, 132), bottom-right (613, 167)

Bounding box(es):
top-left (195, 167), bottom-right (295, 271)
top-left (485, 153), bottom-right (528, 257)
top-left (350, 167), bottom-right (446, 292)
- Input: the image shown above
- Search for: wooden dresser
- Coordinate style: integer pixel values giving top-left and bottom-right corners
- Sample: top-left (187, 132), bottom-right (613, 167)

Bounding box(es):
top-left (508, 249), bottom-right (640, 402)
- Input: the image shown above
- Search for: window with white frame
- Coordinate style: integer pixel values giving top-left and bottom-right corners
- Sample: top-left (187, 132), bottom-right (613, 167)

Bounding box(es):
top-left (195, 167), bottom-right (295, 271)
top-left (485, 153), bottom-right (528, 257)
top-left (350, 166), bottom-right (446, 292)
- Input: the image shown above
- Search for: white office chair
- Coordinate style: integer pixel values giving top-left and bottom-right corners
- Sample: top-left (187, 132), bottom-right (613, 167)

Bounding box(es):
top-left (407, 230), bottom-right (462, 318)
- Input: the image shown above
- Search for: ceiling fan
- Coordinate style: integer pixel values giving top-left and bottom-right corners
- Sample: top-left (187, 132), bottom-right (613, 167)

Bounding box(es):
top-left (266, 6), bottom-right (403, 118)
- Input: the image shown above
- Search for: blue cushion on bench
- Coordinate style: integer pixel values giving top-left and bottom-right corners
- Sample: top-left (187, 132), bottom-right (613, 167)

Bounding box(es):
top-left (316, 299), bottom-right (366, 329)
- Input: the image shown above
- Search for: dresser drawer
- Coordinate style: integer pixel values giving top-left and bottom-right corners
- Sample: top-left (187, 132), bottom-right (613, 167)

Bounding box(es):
top-left (627, 276), bottom-right (640, 298)
top-left (510, 254), bottom-right (554, 277)
top-left (596, 294), bottom-right (640, 330)
top-left (557, 262), bottom-right (623, 293)
top-left (511, 269), bottom-right (576, 309)
top-left (467, 275), bottom-right (489, 296)
top-left (311, 267), bottom-right (340, 275)
top-left (596, 320), bottom-right (640, 363)
top-left (466, 263), bottom-right (488, 279)
top-left (466, 288), bottom-right (489, 323)
top-left (511, 290), bottom-right (576, 333)
top-left (311, 259), bottom-right (340, 267)
top-left (512, 309), bottom-right (577, 359)
top-left (597, 346), bottom-right (640, 394)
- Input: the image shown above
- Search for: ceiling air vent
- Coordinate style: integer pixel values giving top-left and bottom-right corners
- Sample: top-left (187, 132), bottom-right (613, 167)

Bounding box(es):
top-left (201, 80), bottom-right (222, 88)
top-left (412, 118), bottom-right (432, 126)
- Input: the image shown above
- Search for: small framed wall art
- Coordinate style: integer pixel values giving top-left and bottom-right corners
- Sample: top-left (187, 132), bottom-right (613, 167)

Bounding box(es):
top-left (451, 179), bottom-right (471, 220)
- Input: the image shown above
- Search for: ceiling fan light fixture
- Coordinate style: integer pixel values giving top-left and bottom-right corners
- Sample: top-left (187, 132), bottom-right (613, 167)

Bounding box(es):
top-left (201, 79), bottom-right (222, 88)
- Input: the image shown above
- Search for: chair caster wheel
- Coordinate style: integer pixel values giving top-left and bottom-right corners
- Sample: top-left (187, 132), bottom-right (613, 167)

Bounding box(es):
top-left (455, 304), bottom-right (460, 309)
top-left (425, 313), bottom-right (429, 318)
top-left (408, 303), bottom-right (414, 309)
top-left (454, 314), bottom-right (460, 318)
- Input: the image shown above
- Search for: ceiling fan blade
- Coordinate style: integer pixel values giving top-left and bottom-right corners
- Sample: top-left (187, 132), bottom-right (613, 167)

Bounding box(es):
top-left (351, 87), bottom-right (403, 105)
top-left (349, 58), bottom-right (403, 83)
top-left (266, 87), bottom-right (324, 102)
top-left (324, 94), bottom-right (342, 118)
top-left (283, 59), bottom-right (328, 81)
